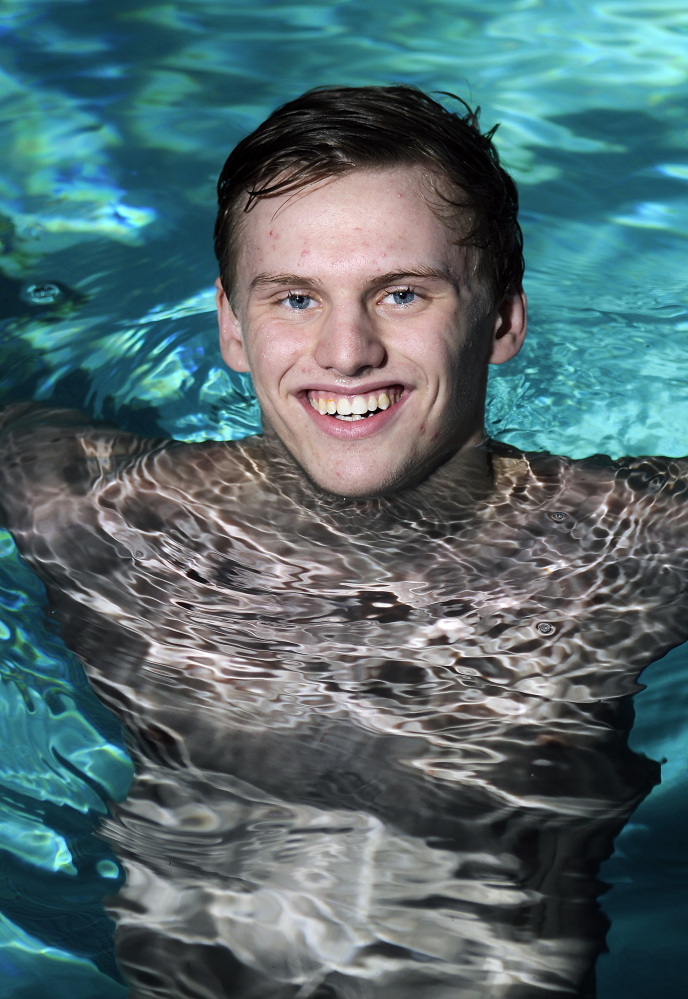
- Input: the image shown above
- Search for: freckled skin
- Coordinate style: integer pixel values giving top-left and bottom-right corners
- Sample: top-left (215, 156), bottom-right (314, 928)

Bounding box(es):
top-left (0, 169), bottom-right (686, 997)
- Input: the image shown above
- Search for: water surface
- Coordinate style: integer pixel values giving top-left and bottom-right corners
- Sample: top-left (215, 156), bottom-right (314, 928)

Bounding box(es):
top-left (0, 1), bottom-right (687, 996)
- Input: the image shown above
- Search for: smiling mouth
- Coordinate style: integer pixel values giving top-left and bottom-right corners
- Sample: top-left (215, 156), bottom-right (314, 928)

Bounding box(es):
top-left (306, 387), bottom-right (404, 421)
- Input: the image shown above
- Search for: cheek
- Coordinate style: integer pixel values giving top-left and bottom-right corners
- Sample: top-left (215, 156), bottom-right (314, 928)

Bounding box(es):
top-left (401, 327), bottom-right (463, 387)
top-left (444, 315), bottom-right (492, 370)
top-left (246, 322), bottom-right (311, 384)
top-left (410, 324), bottom-right (488, 409)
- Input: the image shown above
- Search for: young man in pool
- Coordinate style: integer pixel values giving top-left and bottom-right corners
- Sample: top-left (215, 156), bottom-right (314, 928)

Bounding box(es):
top-left (0, 86), bottom-right (684, 998)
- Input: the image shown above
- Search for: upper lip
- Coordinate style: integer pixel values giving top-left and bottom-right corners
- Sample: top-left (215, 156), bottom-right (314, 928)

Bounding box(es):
top-left (297, 381), bottom-right (408, 395)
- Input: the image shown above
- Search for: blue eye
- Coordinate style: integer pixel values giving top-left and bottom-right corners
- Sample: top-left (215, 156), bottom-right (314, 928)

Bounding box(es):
top-left (284, 293), bottom-right (312, 310)
top-left (390, 289), bottom-right (417, 306)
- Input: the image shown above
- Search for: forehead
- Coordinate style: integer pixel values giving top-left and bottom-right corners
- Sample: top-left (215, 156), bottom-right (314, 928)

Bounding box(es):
top-left (234, 166), bottom-right (465, 279)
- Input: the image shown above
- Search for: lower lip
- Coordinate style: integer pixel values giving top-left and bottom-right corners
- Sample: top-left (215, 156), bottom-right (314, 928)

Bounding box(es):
top-left (297, 392), bottom-right (408, 439)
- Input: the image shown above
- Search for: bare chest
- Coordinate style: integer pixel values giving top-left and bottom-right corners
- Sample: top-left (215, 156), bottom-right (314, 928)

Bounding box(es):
top-left (49, 496), bottom-right (688, 709)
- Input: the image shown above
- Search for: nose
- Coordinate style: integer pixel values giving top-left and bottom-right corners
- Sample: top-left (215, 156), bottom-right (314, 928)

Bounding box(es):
top-left (312, 302), bottom-right (386, 377)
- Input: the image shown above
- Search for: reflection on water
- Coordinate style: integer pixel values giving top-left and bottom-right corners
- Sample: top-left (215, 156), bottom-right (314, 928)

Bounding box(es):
top-left (0, 0), bottom-right (688, 996)
top-left (4, 411), bottom-right (688, 994)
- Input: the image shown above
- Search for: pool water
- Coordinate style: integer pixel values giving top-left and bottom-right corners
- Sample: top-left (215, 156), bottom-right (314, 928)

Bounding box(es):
top-left (0, 1), bottom-right (687, 995)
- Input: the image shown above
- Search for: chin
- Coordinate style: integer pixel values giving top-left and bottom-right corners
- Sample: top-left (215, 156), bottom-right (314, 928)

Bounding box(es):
top-left (304, 458), bottom-right (421, 501)
top-left (320, 479), bottom-right (393, 500)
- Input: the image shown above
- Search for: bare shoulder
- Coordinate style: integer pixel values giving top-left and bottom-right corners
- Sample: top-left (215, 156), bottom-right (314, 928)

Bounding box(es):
top-left (0, 402), bottom-right (159, 470)
top-left (604, 453), bottom-right (688, 545)
top-left (491, 439), bottom-right (688, 543)
top-left (0, 403), bottom-right (259, 533)
top-left (567, 451), bottom-right (688, 519)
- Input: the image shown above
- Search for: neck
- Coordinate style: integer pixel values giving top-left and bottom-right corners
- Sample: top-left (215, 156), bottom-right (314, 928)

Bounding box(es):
top-left (256, 426), bottom-right (499, 525)
top-left (396, 434), bottom-right (496, 515)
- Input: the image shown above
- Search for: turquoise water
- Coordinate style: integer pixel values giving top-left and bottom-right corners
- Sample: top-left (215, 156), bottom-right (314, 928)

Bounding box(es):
top-left (0, 0), bottom-right (687, 995)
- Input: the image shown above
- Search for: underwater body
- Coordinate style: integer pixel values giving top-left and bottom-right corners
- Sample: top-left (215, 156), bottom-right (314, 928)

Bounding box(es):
top-left (1, 404), bottom-right (687, 996)
top-left (2, 1), bottom-right (688, 998)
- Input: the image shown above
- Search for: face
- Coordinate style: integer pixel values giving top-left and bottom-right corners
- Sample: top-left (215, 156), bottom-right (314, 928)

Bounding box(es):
top-left (216, 166), bottom-right (526, 498)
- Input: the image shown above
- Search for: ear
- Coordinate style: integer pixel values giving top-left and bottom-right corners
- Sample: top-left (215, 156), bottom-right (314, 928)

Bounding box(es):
top-left (488, 288), bottom-right (527, 365)
top-left (216, 277), bottom-right (250, 373)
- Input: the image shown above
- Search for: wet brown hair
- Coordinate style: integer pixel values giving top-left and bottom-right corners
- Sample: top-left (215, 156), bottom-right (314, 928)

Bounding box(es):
top-left (214, 85), bottom-right (524, 301)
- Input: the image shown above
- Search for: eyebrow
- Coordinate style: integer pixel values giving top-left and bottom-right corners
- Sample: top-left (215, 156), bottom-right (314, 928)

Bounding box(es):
top-left (249, 267), bottom-right (457, 292)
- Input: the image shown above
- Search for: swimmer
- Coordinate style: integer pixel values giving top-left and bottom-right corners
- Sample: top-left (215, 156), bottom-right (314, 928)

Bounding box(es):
top-left (0, 86), bottom-right (685, 999)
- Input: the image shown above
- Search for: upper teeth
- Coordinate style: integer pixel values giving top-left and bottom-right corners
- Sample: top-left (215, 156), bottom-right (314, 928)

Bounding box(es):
top-left (308, 389), bottom-right (401, 419)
